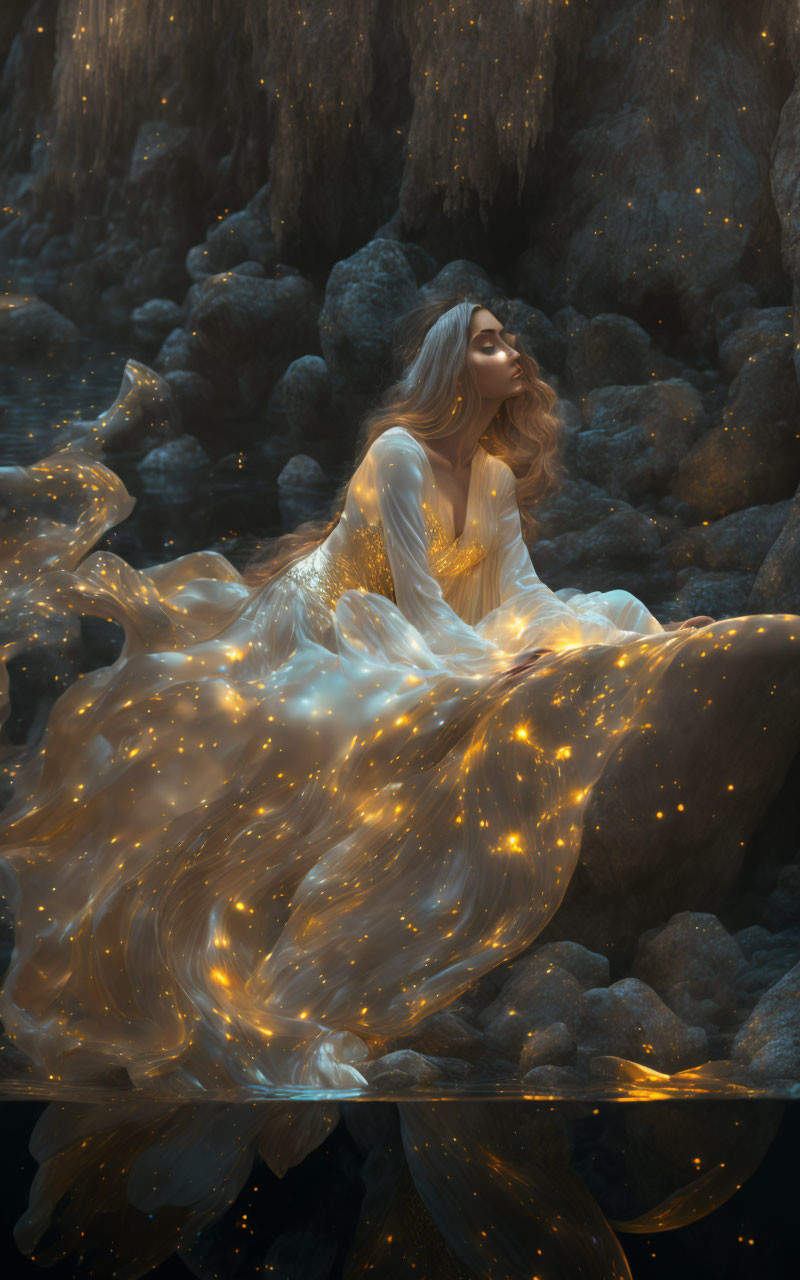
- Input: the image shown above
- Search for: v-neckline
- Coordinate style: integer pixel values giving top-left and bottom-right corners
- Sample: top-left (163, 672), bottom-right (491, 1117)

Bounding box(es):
top-left (400, 428), bottom-right (484, 544)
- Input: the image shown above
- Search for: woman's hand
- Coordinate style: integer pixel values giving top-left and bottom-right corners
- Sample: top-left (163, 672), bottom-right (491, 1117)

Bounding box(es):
top-left (663, 615), bottom-right (715, 631)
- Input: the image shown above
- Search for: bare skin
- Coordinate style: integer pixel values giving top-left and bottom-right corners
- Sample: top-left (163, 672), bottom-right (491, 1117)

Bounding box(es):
top-left (416, 308), bottom-right (524, 539)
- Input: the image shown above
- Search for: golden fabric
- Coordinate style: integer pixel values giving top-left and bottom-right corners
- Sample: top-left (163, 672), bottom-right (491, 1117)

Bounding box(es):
top-left (0, 423), bottom-right (680, 1105)
top-left (284, 504), bottom-right (489, 611)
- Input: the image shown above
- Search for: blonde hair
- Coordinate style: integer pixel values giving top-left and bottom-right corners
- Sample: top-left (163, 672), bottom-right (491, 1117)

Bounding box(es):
top-left (243, 295), bottom-right (563, 587)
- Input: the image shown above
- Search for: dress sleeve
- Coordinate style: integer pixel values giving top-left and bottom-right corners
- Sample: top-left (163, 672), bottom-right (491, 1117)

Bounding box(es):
top-left (369, 433), bottom-right (513, 678)
top-left (484, 462), bottom-right (664, 644)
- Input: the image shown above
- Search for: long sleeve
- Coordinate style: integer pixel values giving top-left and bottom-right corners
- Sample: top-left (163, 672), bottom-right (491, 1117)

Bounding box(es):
top-left (479, 461), bottom-right (664, 648)
top-left (369, 432), bottom-right (514, 678)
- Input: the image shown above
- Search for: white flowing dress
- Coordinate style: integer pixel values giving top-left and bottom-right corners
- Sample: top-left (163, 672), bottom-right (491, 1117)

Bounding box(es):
top-left (0, 425), bottom-right (672, 1096)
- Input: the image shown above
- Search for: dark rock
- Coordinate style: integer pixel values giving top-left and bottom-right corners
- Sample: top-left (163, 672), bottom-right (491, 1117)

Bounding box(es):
top-left (711, 283), bottom-right (759, 348)
top-left (763, 860), bottom-right (800, 932)
top-left (185, 208), bottom-right (276, 282)
top-left (565, 312), bottom-right (665, 390)
top-left (127, 120), bottom-right (201, 190)
top-left (262, 1229), bottom-right (337, 1280)
top-left (387, 1010), bottom-right (484, 1063)
top-left (673, 345), bottom-right (800, 518)
top-left (478, 958), bottom-right (586, 1060)
top-left (229, 261), bottom-right (265, 277)
top-left (363, 1049), bottom-right (443, 1090)
top-left (131, 298), bottom-right (184, 349)
top-left (531, 475), bottom-right (628, 540)
top-left (734, 926), bottom-right (800, 1010)
top-left (577, 979), bottom-right (709, 1072)
top-left (512, 3), bottom-right (788, 351)
top-left (0, 295), bottom-right (78, 353)
top-left (532, 506), bottom-right (668, 599)
top-left (138, 435), bottom-right (210, 474)
top-left (188, 271), bottom-right (318, 405)
top-left (153, 327), bottom-right (205, 375)
top-left (519, 1022), bottom-right (578, 1073)
top-left (124, 245), bottom-right (189, 306)
top-left (278, 455), bottom-right (328, 488)
top-left (769, 81), bottom-right (800, 386)
top-left (665, 501), bottom-right (790, 576)
top-left (39, 232), bottom-right (75, 269)
top-left (573, 379), bottom-right (708, 502)
top-left (277, 453), bottom-right (333, 530)
top-left (521, 1063), bottom-right (586, 1090)
top-left (189, 272), bottom-right (316, 362)
top-left (632, 911), bottom-right (747, 1031)
top-left (267, 355), bottom-right (334, 451)
top-left (530, 940), bottom-right (610, 990)
top-left (419, 259), bottom-right (503, 307)
top-left (717, 306), bottom-right (793, 379)
top-left (748, 486), bottom-right (800, 613)
top-left (731, 961), bottom-right (800, 1079)
top-left (320, 239), bottom-right (419, 393)
top-left (163, 370), bottom-right (220, 435)
top-left (672, 568), bottom-right (753, 620)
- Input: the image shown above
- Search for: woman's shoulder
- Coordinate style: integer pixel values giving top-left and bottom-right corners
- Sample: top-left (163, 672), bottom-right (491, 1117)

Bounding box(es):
top-left (483, 450), bottom-right (516, 493)
top-left (365, 426), bottom-right (427, 471)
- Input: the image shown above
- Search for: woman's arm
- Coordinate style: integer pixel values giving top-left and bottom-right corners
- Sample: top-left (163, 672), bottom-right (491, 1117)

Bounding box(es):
top-left (492, 462), bottom-right (666, 638)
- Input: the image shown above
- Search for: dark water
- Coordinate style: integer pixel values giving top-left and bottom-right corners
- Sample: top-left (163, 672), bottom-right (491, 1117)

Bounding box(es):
top-left (0, 1099), bottom-right (796, 1278)
top-left (0, 337), bottom-right (285, 570)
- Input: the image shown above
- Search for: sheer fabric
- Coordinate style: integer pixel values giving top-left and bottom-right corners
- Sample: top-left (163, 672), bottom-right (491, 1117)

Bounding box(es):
top-left (0, 425), bottom-right (675, 1102)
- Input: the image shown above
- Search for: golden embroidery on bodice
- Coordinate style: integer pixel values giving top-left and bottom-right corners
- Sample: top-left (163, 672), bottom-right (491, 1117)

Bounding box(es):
top-left (284, 505), bottom-right (488, 611)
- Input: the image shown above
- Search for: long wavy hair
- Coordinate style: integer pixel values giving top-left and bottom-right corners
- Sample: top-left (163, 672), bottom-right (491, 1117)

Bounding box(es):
top-left (243, 295), bottom-right (563, 587)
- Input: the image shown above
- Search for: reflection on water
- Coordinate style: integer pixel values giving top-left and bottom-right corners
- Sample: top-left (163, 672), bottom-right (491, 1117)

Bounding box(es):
top-left (0, 1094), bottom-right (795, 1278)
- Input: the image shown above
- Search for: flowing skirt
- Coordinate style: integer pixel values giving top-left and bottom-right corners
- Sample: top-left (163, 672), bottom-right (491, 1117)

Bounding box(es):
top-left (1, 448), bottom-right (798, 1103)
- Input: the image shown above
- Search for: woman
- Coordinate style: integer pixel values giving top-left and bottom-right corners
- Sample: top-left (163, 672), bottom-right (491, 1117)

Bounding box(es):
top-left (0, 296), bottom-right (796, 1110)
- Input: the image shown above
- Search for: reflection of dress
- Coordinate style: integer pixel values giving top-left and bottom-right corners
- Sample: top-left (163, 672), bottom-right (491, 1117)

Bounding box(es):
top-left (0, 425), bottom-right (673, 1094)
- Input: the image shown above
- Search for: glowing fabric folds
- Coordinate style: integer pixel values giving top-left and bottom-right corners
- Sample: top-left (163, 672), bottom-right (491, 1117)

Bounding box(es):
top-left (1, 425), bottom-right (675, 1104)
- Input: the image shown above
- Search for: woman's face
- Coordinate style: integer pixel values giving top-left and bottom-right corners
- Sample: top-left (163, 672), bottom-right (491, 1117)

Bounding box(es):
top-left (465, 308), bottom-right (524, 400)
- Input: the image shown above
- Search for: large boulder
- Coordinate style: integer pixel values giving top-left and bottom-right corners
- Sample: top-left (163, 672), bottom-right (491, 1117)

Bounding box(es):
top-left (320, 238), bottom-right (419, 393)
top-left (476, 956), bottom-right (586, 1061)
top-left (577, 978), bottom-right (709, 1073)
top-left (665, 500), bottom-right (791, 576)
top-left (512, 2), bottom-right (788, 351)
top-left (572, 379), bottom-right (708, 502)
top-left (717, 305), bottom-right (793, 379)
top-left (564, 313), bottom-right (677, 390)
top-left (185, 208), bottom-right (277, 282)
top-left (748, 484), bottom-right (800, 614)
top-left (632, 912), bottom-right (748, 1032)
top-left (131, 298), bottom-right (184, 349)
top-left (419, 259), bottom-right (503, 309)
top-left (672, 568), bottom-right (753, 620)
top-left (0, 294), bottom-right (78, 353)
top-left (532, 504), bottom-right (669, 600)
top-left (731, 962), bottom-right (800, 1080)
top-left (187, 271), bottom-right (318, 405)
top-left (673, 344), bottom-right (800, 518)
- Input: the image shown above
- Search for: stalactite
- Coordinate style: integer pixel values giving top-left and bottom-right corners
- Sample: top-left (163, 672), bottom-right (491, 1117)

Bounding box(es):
top-left (50, 0), bottom-right (216, 184)
top-left (34, 0), bottom-right (597, 252)
top-left (397, 0), bottom-right (593, 229)
top-left (245, 1), bottom-right (377, 253)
